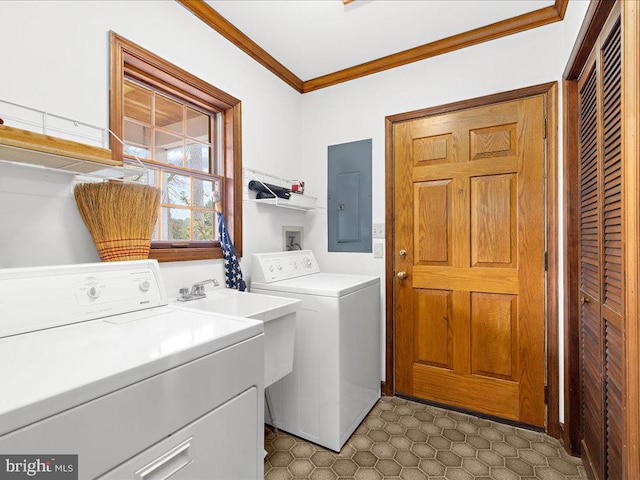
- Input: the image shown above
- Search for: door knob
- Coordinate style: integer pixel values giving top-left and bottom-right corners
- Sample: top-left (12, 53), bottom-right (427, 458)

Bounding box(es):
top-left (581, 296), bottom-right (590, 304)
top-left (397, 271), bottom-right (408, 280)
top-left (399, 249), bottom-right (407, 257)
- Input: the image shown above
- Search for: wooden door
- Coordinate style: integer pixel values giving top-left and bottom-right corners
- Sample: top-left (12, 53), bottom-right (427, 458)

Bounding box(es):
top-left (577, 11), bottom-right (624, 480)
top-left (393, 96), bottom-right (546, 427)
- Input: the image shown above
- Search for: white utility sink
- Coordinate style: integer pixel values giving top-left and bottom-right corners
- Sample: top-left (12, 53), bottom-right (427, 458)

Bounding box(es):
top-left (172, 288), bottom-right (300, 388)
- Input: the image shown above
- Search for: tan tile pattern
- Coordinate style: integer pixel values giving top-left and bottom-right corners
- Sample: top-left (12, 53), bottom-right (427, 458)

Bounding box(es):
top-left (265, 396), bottom-right (586, 480)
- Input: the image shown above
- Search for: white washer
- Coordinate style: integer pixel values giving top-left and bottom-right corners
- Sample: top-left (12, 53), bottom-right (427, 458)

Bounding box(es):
top-left (251, 250), bottom-right (380, 452)
top-left (0, 260), bottom-right (264, 479)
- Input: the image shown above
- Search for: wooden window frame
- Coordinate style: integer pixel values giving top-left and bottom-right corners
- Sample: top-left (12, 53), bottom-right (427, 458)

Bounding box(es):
top-left (110, 32), bottom-right (242, 262)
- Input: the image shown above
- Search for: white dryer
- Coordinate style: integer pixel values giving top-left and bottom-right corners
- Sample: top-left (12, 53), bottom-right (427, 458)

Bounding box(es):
top-left (0, 260), bottom-right (264, 479)
top-left (251, 250), bottom-right (380, 452)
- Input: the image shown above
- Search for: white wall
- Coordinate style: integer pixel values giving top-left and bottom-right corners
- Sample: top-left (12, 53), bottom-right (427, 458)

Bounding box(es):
top-left (0, 0), bottom-right (306, 294)
top-left (0, 0), bottom-right (590, 422)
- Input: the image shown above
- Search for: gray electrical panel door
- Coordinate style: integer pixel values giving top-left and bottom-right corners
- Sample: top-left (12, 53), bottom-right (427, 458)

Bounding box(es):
top-left (328, 139), bottom-right (372, 252)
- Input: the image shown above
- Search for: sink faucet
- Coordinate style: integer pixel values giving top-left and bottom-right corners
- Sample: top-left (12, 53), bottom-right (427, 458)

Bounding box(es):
top-left (177, 279), bottom-right (220, 302)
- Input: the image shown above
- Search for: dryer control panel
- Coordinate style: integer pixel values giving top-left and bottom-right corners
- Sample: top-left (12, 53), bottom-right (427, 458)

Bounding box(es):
top-left (251, 250), bottom-right (320, 283)
top-left (0, 260), bottom-right (166, 338)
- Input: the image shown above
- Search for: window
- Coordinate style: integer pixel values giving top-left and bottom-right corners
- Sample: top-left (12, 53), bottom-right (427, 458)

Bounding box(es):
top-left (110, 32), bottom-right (242, 262)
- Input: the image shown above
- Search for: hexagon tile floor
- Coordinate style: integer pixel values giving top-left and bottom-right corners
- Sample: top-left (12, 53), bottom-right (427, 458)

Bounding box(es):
top-left (264, 396), bottom-right (586, 480)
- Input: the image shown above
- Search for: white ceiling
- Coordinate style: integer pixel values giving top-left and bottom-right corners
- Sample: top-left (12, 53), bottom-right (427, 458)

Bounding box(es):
top-left (206, 0), bottom-right (556, 80)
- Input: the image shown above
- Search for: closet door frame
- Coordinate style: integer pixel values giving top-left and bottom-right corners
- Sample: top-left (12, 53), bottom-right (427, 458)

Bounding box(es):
top-left (563, 1), bottom-right (640, 477)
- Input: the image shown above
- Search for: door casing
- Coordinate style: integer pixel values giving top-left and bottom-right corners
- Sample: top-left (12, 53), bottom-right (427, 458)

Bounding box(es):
top-left (384, 82), bottom-right (560, 436)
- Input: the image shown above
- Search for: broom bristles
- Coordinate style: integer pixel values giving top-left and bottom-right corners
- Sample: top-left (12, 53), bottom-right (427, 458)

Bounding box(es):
top-left (74, 182), bottom-right (161, 262)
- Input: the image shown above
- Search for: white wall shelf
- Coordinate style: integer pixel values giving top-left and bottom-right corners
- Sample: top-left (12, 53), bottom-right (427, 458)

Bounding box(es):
top-left (251, 195), bottom-right (319, 211)
top-left (243, 167), bottom-right (323, 213)
top-left (0, 99), bottom-right (145, 182)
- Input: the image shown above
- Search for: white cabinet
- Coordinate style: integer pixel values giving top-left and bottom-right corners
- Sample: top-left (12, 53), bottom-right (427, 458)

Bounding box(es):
top-left (0, 335), bottom-right (264, 479)
top-left (99, 388), bottom-right (259, 480)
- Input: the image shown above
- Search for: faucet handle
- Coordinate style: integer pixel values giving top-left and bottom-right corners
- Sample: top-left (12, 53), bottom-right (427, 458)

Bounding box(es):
top-left (178, 287), bottom-right (189, 300)
top-left (213, 279), bottom-right (219, 287)
top-left (192, 284), bottom-right (205, 296)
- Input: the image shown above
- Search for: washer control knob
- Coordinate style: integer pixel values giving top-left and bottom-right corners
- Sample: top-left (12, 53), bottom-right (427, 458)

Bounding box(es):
top-left (87, 285), bottom-right (100, 299)
top-left (139, 280), bottom-right (151, 292)
top-left (303, 257), bottom-right (312, 268)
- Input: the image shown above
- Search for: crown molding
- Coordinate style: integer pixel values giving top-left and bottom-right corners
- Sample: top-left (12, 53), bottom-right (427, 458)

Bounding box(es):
top-left (176, 0), bottom-right (304, 92)
top-left (178, 0), bottom-right (569, 94)
top-left (303, 0), bottom-right (569, 92)
top-left (555, 0), bottom-right (569, 19)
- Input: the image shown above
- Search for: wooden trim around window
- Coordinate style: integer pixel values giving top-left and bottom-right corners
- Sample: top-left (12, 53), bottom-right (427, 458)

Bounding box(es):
top-left (177, 0), bottom-right (568, 93)
top-left (110, 32), bottom-right (242, 262)
top-left (385, 81), bottom-right (560, 434)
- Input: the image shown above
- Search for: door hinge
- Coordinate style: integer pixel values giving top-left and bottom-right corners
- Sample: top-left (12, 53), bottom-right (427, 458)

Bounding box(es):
top-left (544, 251), bottom-right (548, 272)
top-left (544, 385), bottom-right (549, 405)
top-left (544, 116), bottom-right (547, 139)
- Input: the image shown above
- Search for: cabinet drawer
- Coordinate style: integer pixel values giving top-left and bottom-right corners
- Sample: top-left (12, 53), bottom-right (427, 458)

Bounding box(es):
top-left (99, 387), bottom-right (258, 480)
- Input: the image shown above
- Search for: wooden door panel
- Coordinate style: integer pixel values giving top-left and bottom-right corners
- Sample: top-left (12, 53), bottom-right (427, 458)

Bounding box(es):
top-left (469, 123), bottom-right (517, 160)
top-left (413, 156), bottom-right (517, 181)
top-left (579, 66), bottom-right (600, 304)
top-left (413, 134), bottom-right (455, 166)
top-left (413, 180), bottom-right (452, 265)
top-left (409, 102), bottom-right (520, 139)
top-left (470, 292), bottom-right (517, 381)
top-left (414, 289), bottom-right (453, 370)
top-left (412, 366), bottom-right (519, 420)
top-left (470, 174), bottom-right (517, 267)
top-left (604, 320), bottom-right (623, 480)
top-left (581, 300), bottom-right (603, 478)
top-left (394, 95), bottom-right (546, 427)
top-left (413, 266), bottom-right (518, 293)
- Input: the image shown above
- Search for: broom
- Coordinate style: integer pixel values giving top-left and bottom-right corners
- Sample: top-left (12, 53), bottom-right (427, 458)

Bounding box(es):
top-left (74, 182), bottom-right (161, 262)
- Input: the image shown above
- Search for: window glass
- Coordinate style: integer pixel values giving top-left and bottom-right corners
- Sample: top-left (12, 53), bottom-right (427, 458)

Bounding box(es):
top-left (187, 107), bottom-right (210, 141)
top-left (186, 141), bottom-right (210, 172)
top-left (155, 95), bottom-right (183, 134)
top-left (162, 172), bottom-right (190, 206)
top-left (124, 120), bottom-right (151, 159)
top-left (192, 177), bottom-right (215, 208)
top-left (155, 131), bottom-right (184, 167)
top-left (124, 83), bottom-right (151, 123)
top-left (193, 211), bottom-right (215, 241)
top-left (163, 207), bottom-right (190, 241)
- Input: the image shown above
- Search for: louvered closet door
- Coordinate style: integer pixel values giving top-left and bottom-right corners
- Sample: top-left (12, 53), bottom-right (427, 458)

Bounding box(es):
top-left (600, 18), bottom-right (623, 480)
top-left (577, 11), bottom-right (624, 480)
top-left (578, 61), bottom-right (603, 479)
